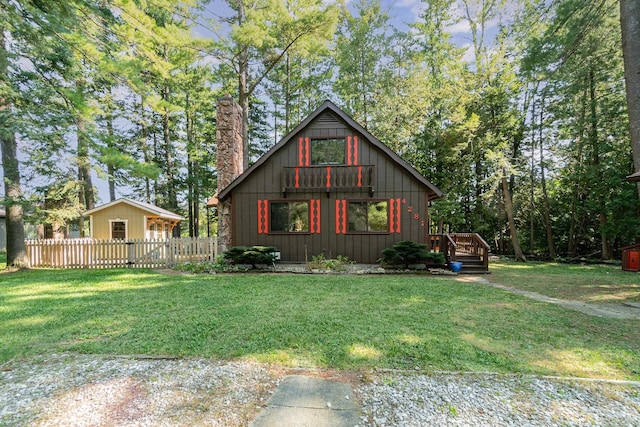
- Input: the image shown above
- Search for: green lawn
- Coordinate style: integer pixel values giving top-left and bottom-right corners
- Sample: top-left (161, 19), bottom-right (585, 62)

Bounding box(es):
top-left (490, 260), bottom-right (640, 303)
top-left (0, 267), bottom-right (639, 380)
top-left (0, 251), bottom-right (5, 270)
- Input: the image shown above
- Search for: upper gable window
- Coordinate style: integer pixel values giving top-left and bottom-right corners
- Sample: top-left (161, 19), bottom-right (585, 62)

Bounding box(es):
top-left (311, 138), bottom-right (345, 165)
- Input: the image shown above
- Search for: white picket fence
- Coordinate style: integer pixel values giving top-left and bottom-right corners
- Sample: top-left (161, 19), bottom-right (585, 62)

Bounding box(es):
top-left (25, 237), bottom-right (217, 269)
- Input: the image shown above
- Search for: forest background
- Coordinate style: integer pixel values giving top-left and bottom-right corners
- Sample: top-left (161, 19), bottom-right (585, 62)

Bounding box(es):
top-left (1, 0), bottom-right (639, 263)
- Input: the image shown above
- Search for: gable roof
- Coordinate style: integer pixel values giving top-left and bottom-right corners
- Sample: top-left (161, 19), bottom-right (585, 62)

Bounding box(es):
top-left (83, 198), bottom-right (184, 220)
top-left (218, 100), bottom-right (443, 201)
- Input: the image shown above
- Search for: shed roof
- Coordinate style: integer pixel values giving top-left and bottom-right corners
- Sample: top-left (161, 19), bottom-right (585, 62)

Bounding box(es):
top-left (218, 100), bottom-right (443, 202)
top-left (83, 198), bottom-right (184, 221)
top-left (627, 171), bottom-right (640, 182)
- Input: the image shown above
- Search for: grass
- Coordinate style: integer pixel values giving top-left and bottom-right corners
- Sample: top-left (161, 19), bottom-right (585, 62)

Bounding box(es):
top-left (490, 260), bottom-right (640, 303)
top-left (0, 251), bottom-right (5, 270)
top-left (1, 266), bottom-right (639, 380)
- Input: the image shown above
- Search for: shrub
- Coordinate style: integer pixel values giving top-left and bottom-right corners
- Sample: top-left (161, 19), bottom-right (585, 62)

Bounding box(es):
top-left (222, 245), bottom-right (278, 269)
top-left (381, 240), bottom-right (445, 269)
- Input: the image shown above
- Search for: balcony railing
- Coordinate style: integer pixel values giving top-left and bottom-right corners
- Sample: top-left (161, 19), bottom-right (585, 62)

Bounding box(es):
top-left (282, 165), bottom-right (375, 195)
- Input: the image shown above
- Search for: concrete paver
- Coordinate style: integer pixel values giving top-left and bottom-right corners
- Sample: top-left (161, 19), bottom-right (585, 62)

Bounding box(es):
top-left (250, 375), bottom-right (360, 427)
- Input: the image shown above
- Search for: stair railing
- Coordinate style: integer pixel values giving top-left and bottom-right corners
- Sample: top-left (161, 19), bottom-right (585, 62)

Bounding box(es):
top-left (428, 234), bottom-right (458, 262)
top-left (449, 233), bottom-right (490, 271)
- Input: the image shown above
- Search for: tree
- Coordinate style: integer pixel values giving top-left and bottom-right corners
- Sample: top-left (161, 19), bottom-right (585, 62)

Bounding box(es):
top-left (620, 0), bottom-right (640, 197)
top-left (520, 0), bottom-right (636, 259)
top-left (333, 0), bottom-right (390, 130)
top-left (459, 0), bottom-right (528, 261)
top-left (0, 29), bottom-right (27, 266)
top-left (214, 0), bottom-right (338, 168)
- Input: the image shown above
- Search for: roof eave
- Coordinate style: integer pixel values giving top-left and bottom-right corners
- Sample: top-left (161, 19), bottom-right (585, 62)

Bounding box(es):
top-left (83, 198), bottom-right (183, 221)
top-left (627, 172), bottom-right (640, 182)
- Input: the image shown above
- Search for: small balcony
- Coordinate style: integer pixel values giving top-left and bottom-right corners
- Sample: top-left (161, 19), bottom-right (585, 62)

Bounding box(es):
top-left (282, 165), bottom-right (375, 195)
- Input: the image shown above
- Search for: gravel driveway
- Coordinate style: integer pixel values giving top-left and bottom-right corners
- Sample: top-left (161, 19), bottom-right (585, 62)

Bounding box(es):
top-left (2, 353), bottom-right (639, 426)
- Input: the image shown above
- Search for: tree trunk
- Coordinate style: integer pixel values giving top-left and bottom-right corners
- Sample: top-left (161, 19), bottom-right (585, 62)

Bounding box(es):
top-left (538, 97), bottom-right (556, 259)
top-left (529, 98), bottom-right (536, 255)
top-left (502, 175), bottom-right (526, 261)
top-left (620, 0), bottom-right (640, 198)
top-left (77, 118), bottom-right (95, 211)
top-left (140, 97), bottom-right (151, 203)
top-left (588, 67), bottom-right (612, 260)
top-left (285, 52), bottom-right (291, 133)
top-left (161, 47), bottom-right (178, 236)
top-left (568, 86), bottom-right (588, 257)
top-left (106, 105), bottom-right (116, 202)
top-left (236, 1), bottom-right (250, 170)
top-left (185, 93), bottom-right (199, 238)
top-left (162, 92), bottom-right (178, 236)
top-left (76, 80), bottom-right (95, 238)
top-left (0, 30), bottom-right (28, 267)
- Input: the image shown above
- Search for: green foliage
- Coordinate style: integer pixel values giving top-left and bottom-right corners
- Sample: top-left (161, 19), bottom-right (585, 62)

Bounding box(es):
top-left (381, 241), bottom-right (445, 268)
top-left (306, 253), bottom-right (354, 271)
top-left (222, 245), bottom-right (278, 269)
top-left (173, 259), bottom-right (241, 274)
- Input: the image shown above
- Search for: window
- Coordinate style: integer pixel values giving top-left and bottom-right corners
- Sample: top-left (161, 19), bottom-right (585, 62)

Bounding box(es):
top-left (311, 138), bottom-right (345, 165)
top-left (348, 201), bottom-right (388, 232)
top-left (270, 201), bottom-right (309, 232)
top-left (110, 220), bottom-right (127, 239)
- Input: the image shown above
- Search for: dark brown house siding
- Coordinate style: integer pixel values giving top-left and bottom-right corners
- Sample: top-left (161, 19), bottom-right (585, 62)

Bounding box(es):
top-left (220, 103), bottom-right (442, 264)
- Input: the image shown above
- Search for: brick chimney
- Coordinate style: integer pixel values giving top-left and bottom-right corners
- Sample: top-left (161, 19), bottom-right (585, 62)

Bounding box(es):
top-left (216, 95), bottom-right (244, 254)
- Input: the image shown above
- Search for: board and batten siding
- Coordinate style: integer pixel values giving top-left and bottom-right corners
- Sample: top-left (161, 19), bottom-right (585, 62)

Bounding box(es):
top-left (230, 111), bottom-right (432, 263)
top-left (89, 204), bottom-right (150, 239)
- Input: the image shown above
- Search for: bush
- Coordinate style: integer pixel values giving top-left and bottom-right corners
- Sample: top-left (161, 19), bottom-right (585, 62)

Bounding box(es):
top-left (381, 240), bottom-right (445, 269)
top-left (222, 245), bottom-right (278, 269)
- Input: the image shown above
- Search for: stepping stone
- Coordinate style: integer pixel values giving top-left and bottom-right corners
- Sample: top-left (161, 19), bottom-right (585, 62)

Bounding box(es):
top-left (250, 375), bottom-right (360, 427)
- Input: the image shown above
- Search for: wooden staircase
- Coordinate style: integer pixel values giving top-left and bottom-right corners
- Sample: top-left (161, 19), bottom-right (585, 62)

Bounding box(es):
top-left (429, 233), bottom-right (490, 274)
top-left (454, 253), bottom-right (489, 274)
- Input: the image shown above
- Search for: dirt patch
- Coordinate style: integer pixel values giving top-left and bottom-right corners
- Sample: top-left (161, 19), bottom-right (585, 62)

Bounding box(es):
top-left (33, 377), bottom-right (149, 427)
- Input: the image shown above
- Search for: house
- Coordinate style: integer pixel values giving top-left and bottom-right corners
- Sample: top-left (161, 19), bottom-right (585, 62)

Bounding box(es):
top-left (0, 208), bottom-right (6, 252)
top-left (214, 97), bottom-right (445, 263)
top-left (83, 198), bottom-right (183, 240)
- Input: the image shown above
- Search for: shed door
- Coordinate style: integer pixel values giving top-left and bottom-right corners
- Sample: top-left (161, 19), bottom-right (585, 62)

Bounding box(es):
top-left (629, 251), bottom-right (640, 271)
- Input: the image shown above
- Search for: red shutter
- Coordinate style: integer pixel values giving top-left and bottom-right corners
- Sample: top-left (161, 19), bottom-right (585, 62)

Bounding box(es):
top-left (305, 137), bottom-right (310, 166)
top-left (389, 198), bottom-right (401, 233)
top-left (310, 199), bottom-right (321, 234)
top-left (347, 136), bottom-right (359, 166)
top-left (257, 200), bottom-right (268, 234)
top-left (298, 137), bottom-right (304, 166)
top-left (298, 137), bottom-right (310, 166)
top-left (335, 199), bottom-right (346, 234)
top-left (353, 135), bottom-right (358, 165)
